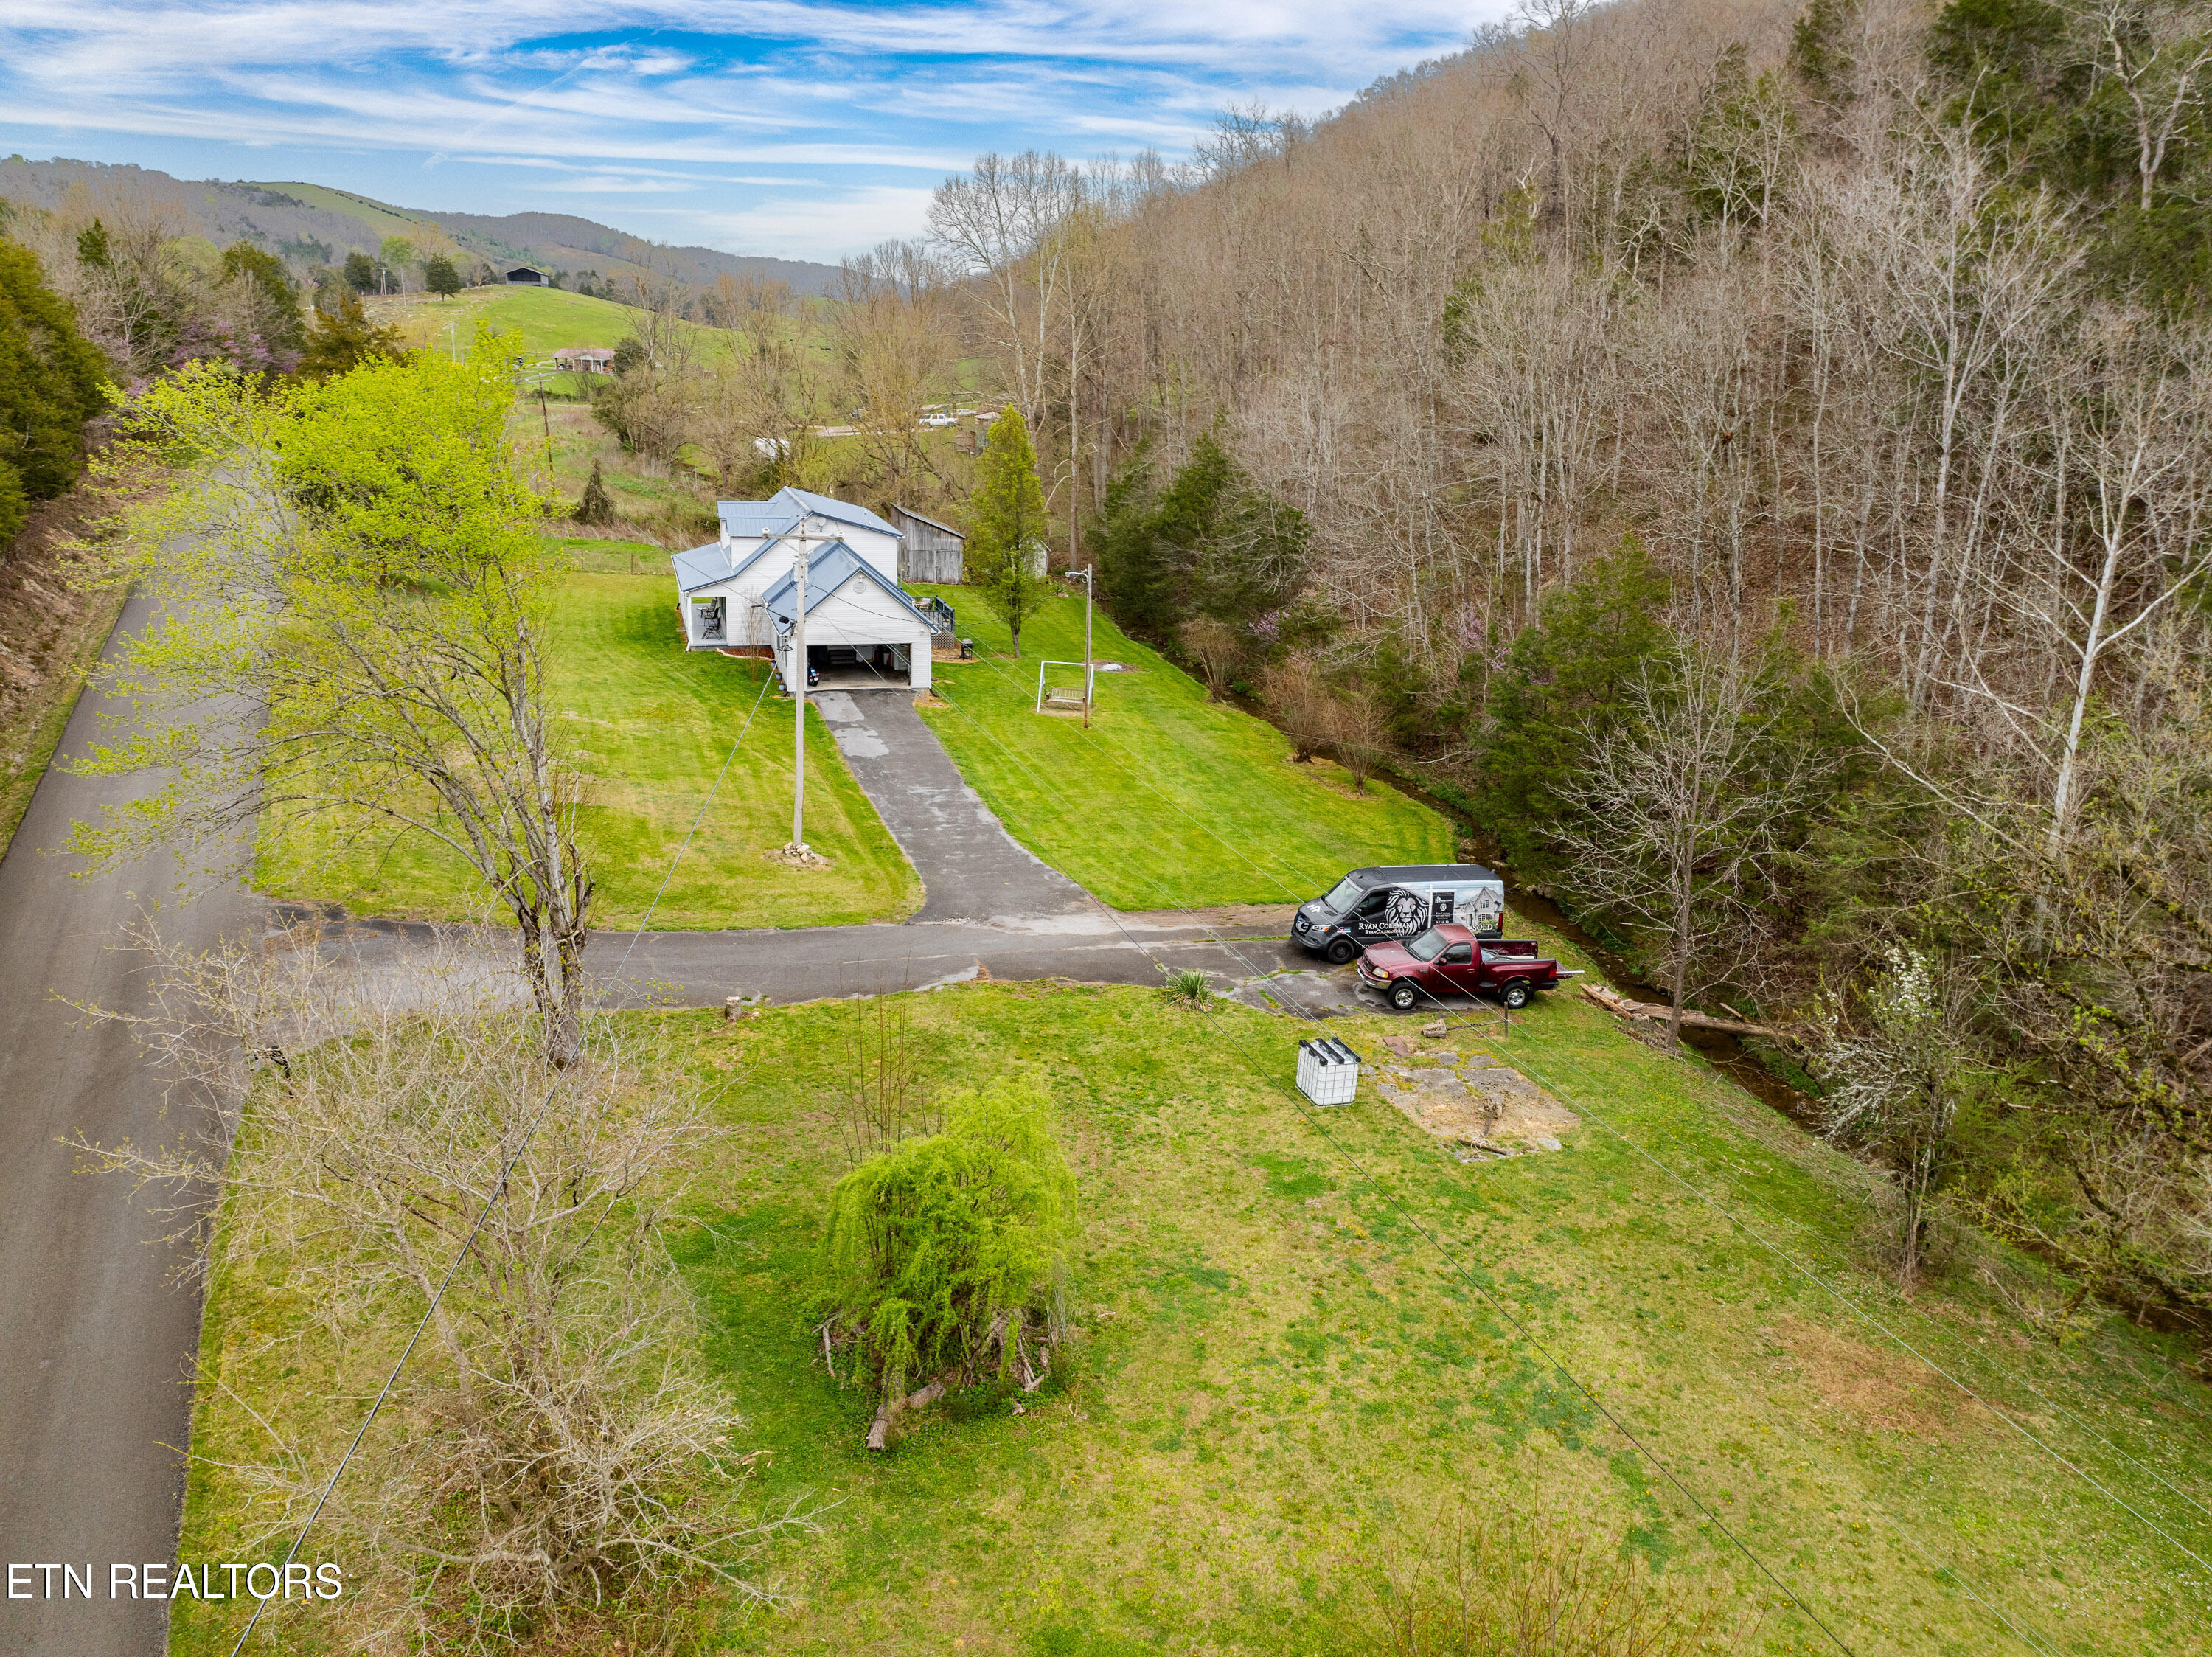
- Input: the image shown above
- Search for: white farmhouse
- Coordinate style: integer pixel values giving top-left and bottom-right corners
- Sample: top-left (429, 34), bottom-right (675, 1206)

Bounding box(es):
top-left (669, 487), bottom-right (953, 691)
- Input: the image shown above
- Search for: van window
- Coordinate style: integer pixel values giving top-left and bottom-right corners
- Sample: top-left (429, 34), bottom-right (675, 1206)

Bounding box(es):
top-left (1319, 878), bottom-right (1363, 913)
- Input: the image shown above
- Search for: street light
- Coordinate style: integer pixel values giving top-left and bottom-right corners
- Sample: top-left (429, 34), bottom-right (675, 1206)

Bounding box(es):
top-left (1062, 565), bottom-right (1094, 728)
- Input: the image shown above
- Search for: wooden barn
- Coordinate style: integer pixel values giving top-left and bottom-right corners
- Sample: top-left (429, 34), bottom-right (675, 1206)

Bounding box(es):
top-left (886, 504), bottom-right (965, 584)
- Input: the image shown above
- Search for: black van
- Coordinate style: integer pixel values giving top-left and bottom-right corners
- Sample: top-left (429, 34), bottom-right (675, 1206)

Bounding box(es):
top-left (1292, 864), bottom-right (1506, 964)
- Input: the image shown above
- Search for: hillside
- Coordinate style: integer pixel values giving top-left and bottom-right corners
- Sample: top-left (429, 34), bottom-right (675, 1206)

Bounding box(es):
top-left (0, 156), bottom-right (840, 293)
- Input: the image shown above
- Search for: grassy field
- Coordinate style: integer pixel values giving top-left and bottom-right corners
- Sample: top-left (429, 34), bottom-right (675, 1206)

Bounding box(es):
top-left (170, 947), bottom-right (2212, 1656)
top-left (257, 570), bottom-right (921, 930)
top-left (915, 588), bottom-right (1456, 911)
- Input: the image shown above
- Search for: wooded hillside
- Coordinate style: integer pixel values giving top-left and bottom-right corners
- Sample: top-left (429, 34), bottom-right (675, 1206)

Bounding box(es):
top-left (922, 0), bottom-right (2212, 1338)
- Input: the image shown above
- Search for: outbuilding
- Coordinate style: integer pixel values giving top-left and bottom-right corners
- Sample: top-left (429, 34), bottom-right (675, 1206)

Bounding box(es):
top-left (669, 487), bottom-right (953, 691)
top-left (504, 265), bottom-right (548, 285)
top-left (886, 504), bottom-right (964, 583)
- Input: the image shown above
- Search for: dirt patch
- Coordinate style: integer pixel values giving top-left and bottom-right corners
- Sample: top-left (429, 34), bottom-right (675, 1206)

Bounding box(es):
top-left (1368, 1047), bottom-right (1578, 1158)
top-left (1770, 1316), bottom-right (1989, 1442)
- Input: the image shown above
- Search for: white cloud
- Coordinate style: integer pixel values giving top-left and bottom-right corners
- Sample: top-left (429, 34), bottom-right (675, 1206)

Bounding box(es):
top-left (0, 0), bottom-right (1513, 259)
top-left (673, 181), bottom-right (939, 260)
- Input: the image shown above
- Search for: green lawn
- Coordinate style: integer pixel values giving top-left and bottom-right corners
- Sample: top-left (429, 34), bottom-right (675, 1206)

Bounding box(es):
top-left (171, 949), bottom-right (2212, 1655)
top-left (257, 571), bottom-right (922, 930)
top-left (916, 590), bottom-right (1455, 910)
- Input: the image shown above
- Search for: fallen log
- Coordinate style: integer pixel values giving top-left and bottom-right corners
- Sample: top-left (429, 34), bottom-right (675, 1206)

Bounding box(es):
top-left (866, 1374), bottom-right (953, 1452)
top-left (1579, 982), bottom-right (1801, 1043)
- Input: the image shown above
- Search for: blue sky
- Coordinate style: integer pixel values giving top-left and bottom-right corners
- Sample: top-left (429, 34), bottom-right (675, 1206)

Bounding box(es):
top-left (0, 1), bottom-right (1506, 263)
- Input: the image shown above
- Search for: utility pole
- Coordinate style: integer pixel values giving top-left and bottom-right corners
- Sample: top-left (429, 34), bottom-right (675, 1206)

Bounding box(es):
top-left (789, 535), bottom-right (812, 852)
top-left (1065, 565), bottom-right (1094, 728)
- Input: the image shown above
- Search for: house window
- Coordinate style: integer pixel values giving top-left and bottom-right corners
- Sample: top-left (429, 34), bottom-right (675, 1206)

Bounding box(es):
top-left (692, 597), bottom-right (726, 642)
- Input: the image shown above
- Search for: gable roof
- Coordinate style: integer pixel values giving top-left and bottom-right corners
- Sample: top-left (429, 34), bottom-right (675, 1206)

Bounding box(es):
top-left (772, 487), bottom-right (900, 538)
top-left (889, 503), bottom-right (965, 540)
top-left (757, 541), bottom-right (934, 629)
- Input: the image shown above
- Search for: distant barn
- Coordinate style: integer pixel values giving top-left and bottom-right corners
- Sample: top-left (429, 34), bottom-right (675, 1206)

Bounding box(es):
top-left (504, 265), bottom-right (548, 285)
top-left (887, 504), bottom-right (964, 584)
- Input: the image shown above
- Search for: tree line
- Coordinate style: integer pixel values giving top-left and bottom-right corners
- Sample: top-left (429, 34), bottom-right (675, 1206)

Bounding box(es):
top-left (910, 0), bottom-right (2212, 1327)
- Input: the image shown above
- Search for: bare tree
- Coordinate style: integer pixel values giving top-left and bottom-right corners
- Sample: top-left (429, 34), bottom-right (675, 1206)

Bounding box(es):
top-left (928, 150), bottom-right (1082, 429)
top-left (1260, 653), bottom-right (1334, 763)
top-left (1330, 684), bottom-right (1394, 793)
top-left (1180, 617), bottom-right (1241, 701)
top-left (830, 238), bottom-right (956, 501)
top-left (2068, 0), bottom-right (2212, 211)
top-left (1555, 650), bottom-right (1831, 1043)
top-left (69, 926), bottom-right (798, 1649)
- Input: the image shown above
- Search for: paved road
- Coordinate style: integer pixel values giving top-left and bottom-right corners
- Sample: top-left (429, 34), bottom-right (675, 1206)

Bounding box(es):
top-left (0, 594), bottom-right (259, 1657)
top-left (0, 661), bottom-right (1340, 1657)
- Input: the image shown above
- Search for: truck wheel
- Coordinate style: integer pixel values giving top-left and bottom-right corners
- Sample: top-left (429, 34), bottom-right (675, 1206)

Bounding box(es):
top-left (1325, 938), bottom-right (1357, 965)
top-left (1502, 980), bottom-right (1531, 1010)
top-left (1389, 981), bottom-right (1419, 1012)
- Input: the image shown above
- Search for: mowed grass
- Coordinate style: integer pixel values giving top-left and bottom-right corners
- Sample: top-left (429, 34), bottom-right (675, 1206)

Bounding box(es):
top-left (257, 571), bottom-right (921, 930)
top-left (681, 970), bottom-right (2212, 1656)
top-left (167, 945), bottom-right (2212, 1655)
top-left (915, 590), bottom-right (1455, 910)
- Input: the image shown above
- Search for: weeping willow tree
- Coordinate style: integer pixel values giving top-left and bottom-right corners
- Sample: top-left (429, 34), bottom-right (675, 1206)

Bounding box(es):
top-left (816, 1075), bottom-right (1075, 1449)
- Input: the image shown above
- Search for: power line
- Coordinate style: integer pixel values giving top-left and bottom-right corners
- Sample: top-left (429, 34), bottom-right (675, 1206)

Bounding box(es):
top-left (934, 641), bottom-right (2175, 1644)
top-left (950, 636), bottom-right (2212, 1574)
top-left (920, 670), bottom-right (1857, 1653)
top-left (228, 666), bottom-right (776, 1653)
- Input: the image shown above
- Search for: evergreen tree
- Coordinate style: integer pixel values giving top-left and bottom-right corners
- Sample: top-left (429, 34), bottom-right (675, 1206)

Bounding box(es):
top-left (967, 405), bottom-right (1055, 657)
top-left (1094, 431), bottom-right (1308, 641)
top-left (0, 235), bottom-right (111, 545)
top-left (342, 251), bottom-right (378, 294)
top-left (1470, 534), bottom-right (1672, 879)
top-left (424, 254), bottom-right (462, 298)
top-left (297, 291), bottom-right (408, 382)
top-left (574, 458), bottom-right (616, 526)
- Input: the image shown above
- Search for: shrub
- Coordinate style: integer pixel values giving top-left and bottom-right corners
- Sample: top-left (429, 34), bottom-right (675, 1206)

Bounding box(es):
top-left (817, 1075), bottom-right (1074, 1441)
top-left (1160, 966), bottom-right (1214, 1008)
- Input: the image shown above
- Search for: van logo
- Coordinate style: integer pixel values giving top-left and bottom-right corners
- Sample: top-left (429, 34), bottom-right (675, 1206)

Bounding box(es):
top-left (1382, 890), bottom-right (1426, 932)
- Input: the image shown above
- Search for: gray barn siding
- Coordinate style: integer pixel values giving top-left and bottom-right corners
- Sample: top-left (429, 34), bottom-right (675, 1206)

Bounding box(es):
top-left (888, 505), bottom-right (965, 584)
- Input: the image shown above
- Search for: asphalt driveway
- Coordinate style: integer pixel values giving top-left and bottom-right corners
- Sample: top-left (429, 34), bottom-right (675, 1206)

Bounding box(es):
top-left (810, 688), bottom-right (1091, 925)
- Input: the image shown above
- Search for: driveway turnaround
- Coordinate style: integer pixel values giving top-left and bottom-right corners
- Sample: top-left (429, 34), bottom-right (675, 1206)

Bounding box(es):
top-left (810, 689), bottom-right (1090, 925)
top-left (0, 595), bottom-right (260, 1657)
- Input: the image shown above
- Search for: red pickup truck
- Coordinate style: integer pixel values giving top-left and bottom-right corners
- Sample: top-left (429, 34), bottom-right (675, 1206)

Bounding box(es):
top-left (1354, 925), bottom-right (1571, 1012)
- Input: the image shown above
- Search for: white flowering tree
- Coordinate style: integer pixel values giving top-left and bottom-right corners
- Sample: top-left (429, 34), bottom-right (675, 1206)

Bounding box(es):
top-left (1812, 945), bottom-right (1982, 1288)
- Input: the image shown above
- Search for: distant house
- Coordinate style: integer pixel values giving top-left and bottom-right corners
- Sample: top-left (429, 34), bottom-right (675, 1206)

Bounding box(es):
top-left (504, 265), bottom-right (547, 286)
top-left (552, 347), bottom-right (616, 375)
top-left (886, 504), bottom-right (964, 584)
top-left (669, 488), bottom-right (956, 692)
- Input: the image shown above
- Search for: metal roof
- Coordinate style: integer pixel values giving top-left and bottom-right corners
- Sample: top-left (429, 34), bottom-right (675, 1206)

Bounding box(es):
top-left (888, 502), bottom-right (965, 540)
top-left (772, 487), bottom-right (900, 538)
top-left (671, 543), bottom-right (731, 593)
top-left (714, 500), bottom-right (800, 535)
top-left (757, 541), bottom-right (934, 630)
